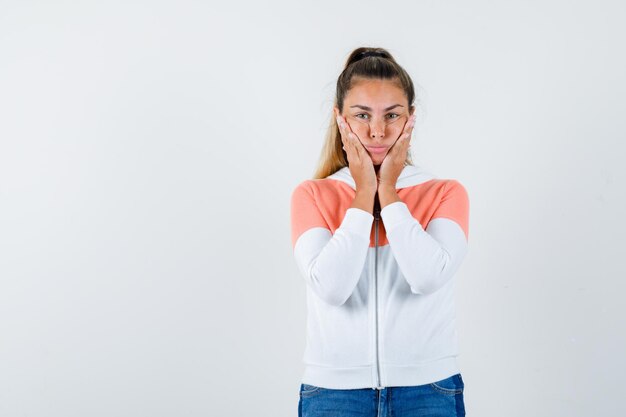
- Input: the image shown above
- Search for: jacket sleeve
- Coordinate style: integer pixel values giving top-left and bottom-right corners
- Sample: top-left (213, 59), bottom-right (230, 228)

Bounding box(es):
top-left (380, 180), bottom-right (470, 295)
top-left (290, 182), bottom-right (373, 306)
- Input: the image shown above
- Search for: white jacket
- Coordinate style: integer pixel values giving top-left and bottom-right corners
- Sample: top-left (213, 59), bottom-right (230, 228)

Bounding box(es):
top-left (290, 164), bottom-right (470, 389)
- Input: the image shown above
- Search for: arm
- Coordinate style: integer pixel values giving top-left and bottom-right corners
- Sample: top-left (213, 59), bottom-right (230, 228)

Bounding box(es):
top-left (291, 183), bottom-right (374, 306)
top-left (379, 180), bottom-right (470, 295)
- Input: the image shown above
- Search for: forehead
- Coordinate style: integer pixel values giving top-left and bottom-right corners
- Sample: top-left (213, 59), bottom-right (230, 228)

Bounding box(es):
top-left (345, 78), bottom-right (407, 107)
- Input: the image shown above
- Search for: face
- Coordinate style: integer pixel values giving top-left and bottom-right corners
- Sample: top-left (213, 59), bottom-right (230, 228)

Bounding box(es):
top-left (336, 78), bottom-right (414, 165)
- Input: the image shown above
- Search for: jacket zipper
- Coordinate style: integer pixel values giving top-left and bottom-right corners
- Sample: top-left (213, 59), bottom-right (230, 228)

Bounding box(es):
top-left (373, 196), bottom-right (382, 389)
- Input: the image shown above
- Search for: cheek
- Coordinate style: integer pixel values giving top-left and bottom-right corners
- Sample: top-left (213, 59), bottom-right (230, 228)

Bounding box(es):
top-left (388, 124), bottom-right (404, 138)
top-left (349, 123), bottom-right (368, 138)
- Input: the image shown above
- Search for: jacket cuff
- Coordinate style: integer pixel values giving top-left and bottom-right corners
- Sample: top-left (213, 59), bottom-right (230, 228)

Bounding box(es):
top-left (341, 208), bottom-right (374, 240)
top-left (380, 201), bottom-right (423, 234)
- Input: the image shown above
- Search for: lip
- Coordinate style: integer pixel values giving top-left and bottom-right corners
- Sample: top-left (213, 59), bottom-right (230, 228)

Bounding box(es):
top-left (365, 146), bottom-right (388, 154)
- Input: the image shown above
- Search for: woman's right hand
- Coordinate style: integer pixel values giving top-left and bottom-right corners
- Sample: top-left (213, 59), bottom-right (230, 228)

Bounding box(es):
top-left (335, 111), bottom-right (377, 195)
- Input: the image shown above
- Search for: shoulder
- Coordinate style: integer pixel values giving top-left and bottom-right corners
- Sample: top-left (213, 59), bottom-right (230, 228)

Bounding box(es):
top-left (442, 179), bottom-right (469, 200)
top-left (291, 178), bottom-right (349, 201)
top-left (405, 178), bottom-right (468, 201)
top-left (432, 179), bottom-right (469, 212)
top-left (290, 179), bottom-right (318, 201)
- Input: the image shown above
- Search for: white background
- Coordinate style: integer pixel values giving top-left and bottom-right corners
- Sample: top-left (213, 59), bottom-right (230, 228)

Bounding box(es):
top-left (1, 1), bottom-right (625, 416)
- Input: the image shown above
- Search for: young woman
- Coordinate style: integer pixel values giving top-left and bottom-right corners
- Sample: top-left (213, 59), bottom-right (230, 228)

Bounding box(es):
top-left (290, 47), bottom-right (470, 417)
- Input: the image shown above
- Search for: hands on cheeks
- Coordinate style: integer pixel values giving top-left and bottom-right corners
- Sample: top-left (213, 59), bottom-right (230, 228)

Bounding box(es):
top-left (335, 109), bottom-right (417, 192)
top-left (377, 113), bottom-right (416, 189)
top-left (335, 109), bottom-right (378, 194)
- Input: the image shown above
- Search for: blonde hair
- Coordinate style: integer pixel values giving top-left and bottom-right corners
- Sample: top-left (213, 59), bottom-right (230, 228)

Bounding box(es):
top-left (313, 47), bottom-right (416, 179)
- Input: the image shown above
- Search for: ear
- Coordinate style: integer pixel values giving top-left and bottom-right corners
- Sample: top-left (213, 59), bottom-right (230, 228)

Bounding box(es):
top-left (333, 106), bottom-right (340, 118)
top-left (409, 105), bottom-right (416, 116)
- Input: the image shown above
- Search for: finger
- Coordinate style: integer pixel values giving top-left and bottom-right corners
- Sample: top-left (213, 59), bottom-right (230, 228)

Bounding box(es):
top-left (402, 114), bottom-right (416, 137)
top-left (340, 119), bottom-right (366, 152)
top-left (336, 115), bottom-right (344, 137)
top-left (390, 114), bottom-right (416, 151)
top-left (336, 115), bottom-right (358, 151)
top-left (340, 130), bottom-right (362, 163)
top-left (337, 117), bottom-right (361, 162)
top-left (395, 131), bottom-right (412, 153)
top-left (336, 116), bottom-right (349, 150)
top-left (342, 130), bottom-right (356, 155)
top-left (403, 115), bottom-right (417, 148)
top-left (342, 115), bottom-right (362, 144)
top-left (344, 129), bottom-right (366, 158)
top-left (392, 114), bottom-right (415, 149)
top-left (337, 114), bottom-right (357, 137)
top-left (337, 115), bottom-right (371, 163)
top-left (385, 133), bottom-right (411, 164)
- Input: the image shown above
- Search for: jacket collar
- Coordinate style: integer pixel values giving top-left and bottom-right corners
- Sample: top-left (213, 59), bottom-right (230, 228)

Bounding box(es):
top-left (326, 164), bottom-right (437, 190)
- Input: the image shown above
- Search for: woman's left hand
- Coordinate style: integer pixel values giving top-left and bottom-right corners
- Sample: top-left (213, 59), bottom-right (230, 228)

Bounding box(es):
top-left (377, 114), bottom-right (416, 189)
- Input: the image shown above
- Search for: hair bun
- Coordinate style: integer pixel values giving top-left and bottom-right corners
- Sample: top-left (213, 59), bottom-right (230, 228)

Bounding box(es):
top-left (358, 50), bottom-right (388, 59)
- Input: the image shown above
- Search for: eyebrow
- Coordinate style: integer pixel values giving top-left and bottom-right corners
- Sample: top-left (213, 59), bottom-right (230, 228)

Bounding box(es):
top-left (349, 104), bottom-right (404, 111)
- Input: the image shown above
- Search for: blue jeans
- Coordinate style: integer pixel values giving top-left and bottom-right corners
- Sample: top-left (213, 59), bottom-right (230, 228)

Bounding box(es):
top-left (298, 373), bottom-right (465, 417)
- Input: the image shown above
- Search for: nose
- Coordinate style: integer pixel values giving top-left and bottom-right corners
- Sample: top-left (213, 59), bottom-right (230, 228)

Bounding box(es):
top-left (369, 119), bottom-right (385, 141)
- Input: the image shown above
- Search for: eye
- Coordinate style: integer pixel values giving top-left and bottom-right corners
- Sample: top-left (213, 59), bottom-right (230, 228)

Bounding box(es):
top-left (355, 113), bottom-right (369, 120)
top-left (387, 113), bottom-right (400, 119)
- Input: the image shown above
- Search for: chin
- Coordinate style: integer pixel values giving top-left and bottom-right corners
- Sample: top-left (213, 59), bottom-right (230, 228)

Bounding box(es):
top-left (371, 156), bottom-right (386, 165)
